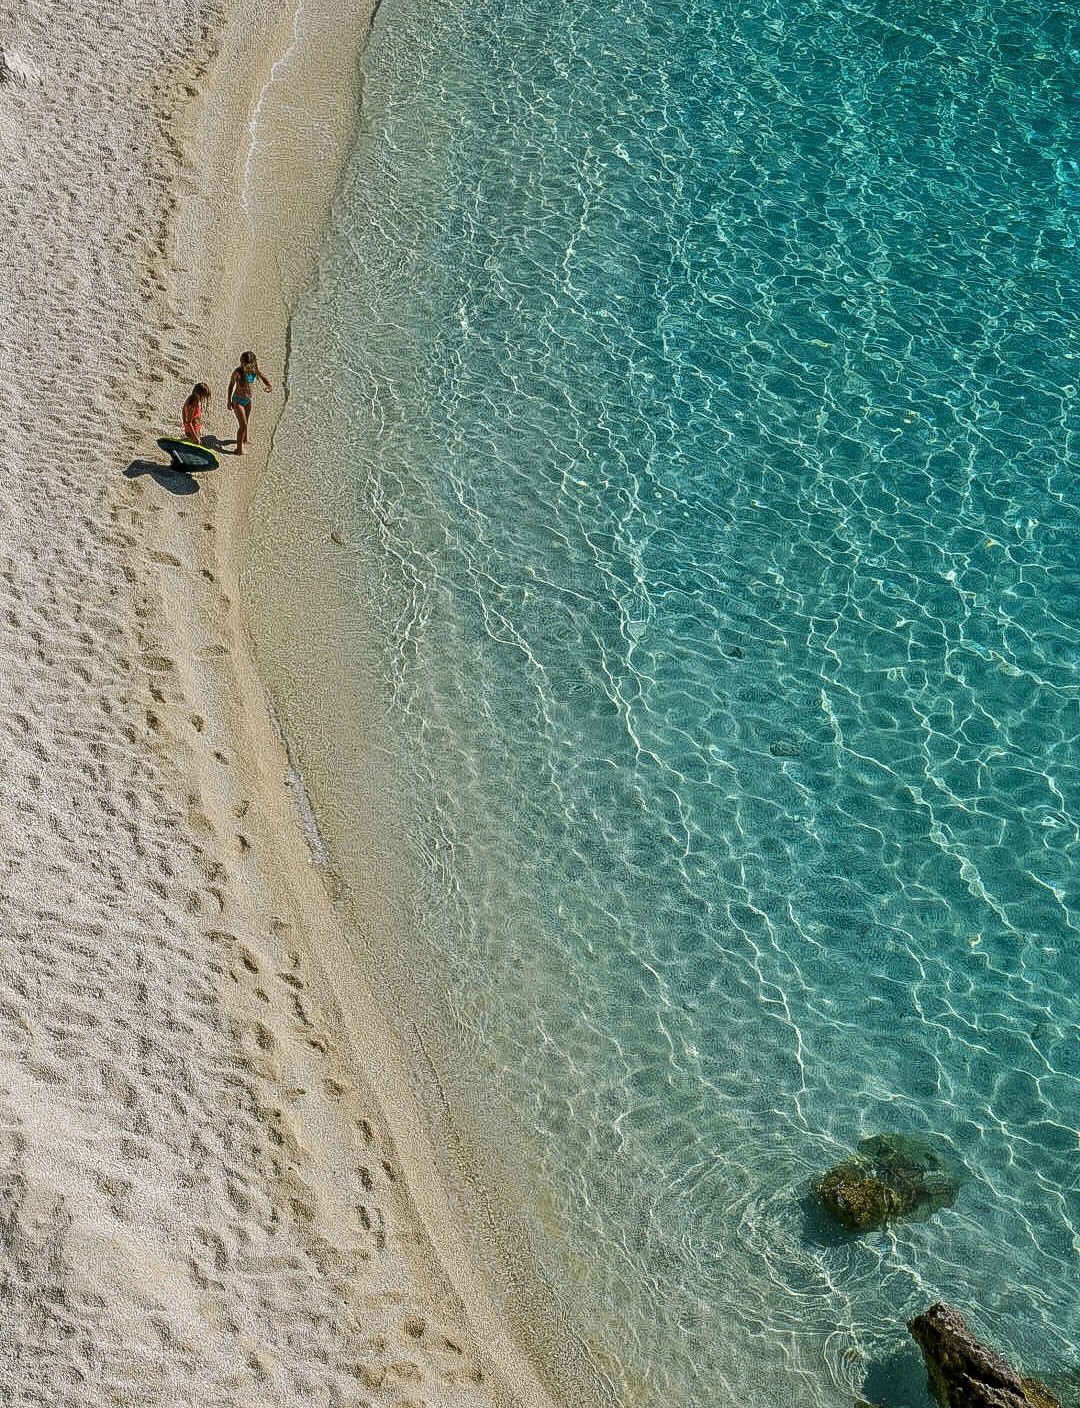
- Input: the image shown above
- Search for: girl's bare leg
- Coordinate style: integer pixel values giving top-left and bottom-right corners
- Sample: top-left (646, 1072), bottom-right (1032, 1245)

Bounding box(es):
top-left (232, 405), bottom-right (249, 454)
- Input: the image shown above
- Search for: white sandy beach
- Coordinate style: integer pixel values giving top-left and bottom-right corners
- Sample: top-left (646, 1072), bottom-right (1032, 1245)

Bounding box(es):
top-left (0, 2), bottom-right (556, 1403)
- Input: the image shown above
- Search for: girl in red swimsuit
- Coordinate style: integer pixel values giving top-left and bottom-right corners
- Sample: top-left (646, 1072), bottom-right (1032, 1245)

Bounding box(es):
top-left (181, 383), bottom-right (211, 443)
top-left (227, 351), bottom-right (273, 456)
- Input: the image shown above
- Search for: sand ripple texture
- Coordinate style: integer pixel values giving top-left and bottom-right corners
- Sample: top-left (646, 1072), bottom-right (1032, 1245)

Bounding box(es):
top-left (0, 4), bottom-right (510, 1406)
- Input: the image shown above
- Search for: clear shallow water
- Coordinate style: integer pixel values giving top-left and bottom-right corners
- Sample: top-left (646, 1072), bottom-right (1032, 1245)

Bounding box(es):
top-left (245, 0), bottom-right (1080, 1403)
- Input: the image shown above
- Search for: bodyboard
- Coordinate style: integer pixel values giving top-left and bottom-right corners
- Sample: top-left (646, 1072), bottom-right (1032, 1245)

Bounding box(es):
top-left (158, 437), bottom-right (220, 471)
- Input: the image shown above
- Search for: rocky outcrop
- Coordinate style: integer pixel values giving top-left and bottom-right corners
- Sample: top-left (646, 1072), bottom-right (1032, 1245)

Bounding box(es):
top-left (908, 1303), bottom-right (1061, 1408)
top-left (812, 1133), bottom-right (963, 1231)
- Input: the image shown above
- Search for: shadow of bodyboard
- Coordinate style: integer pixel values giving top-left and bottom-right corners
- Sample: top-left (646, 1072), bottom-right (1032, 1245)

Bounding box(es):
top-left (157, 437), bottom-right (220, 471)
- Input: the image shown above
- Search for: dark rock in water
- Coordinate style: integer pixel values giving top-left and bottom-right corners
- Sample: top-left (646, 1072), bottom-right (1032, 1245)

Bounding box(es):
top-left (1026, 1384), bottom-right (1067, 1408)
top-left (811, 1133), bottom-right (963, 1231)
top-left (770, 737), bottom-right (801, 757)
top-left (908, 1303), bottom-right (1061, 1408)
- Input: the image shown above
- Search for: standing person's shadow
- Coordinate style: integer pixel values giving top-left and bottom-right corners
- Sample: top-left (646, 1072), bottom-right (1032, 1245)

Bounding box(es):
top-left (124, 456), bottom-right (201, 494)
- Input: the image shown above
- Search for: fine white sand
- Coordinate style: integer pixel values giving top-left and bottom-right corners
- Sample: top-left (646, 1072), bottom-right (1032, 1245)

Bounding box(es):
top-left (0, 2), bottom-right (557, 1403)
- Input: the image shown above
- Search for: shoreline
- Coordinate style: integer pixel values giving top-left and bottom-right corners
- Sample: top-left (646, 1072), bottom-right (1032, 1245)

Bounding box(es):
top-left (0, 0), bottom-right (557, 1402)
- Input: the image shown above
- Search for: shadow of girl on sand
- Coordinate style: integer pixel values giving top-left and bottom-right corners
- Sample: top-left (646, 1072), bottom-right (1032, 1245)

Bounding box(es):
top-left (125, 434), bottom-right (231, 494)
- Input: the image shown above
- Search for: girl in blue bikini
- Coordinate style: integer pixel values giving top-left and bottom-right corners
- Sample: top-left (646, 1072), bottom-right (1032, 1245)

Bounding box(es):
top-left (227, 350), bottom-right (273, 455)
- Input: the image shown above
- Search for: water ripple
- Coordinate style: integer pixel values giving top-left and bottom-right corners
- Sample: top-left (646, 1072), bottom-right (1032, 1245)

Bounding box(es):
top-left (247, 0), bottom-right (1080, 1402)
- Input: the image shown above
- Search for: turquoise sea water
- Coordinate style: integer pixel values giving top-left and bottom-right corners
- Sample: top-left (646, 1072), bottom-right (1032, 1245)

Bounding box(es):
top-left (245, 0), bottom-right (1080, 1403)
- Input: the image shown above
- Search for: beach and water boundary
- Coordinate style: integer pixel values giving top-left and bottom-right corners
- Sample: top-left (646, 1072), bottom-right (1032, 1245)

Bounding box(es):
top-left (0, 0), bottom-right (561, 1403)
top-left (1, 0), bottom-right (1076, 1404)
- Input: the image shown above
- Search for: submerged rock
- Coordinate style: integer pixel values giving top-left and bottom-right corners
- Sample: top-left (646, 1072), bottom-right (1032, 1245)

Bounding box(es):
top-left (908, 1302), bottom-right (1061, 1408)
top-left (812, 1133), bottom-right (963, 1231)
top-left (770, 736), bottom-right (801, 757)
